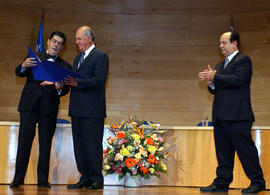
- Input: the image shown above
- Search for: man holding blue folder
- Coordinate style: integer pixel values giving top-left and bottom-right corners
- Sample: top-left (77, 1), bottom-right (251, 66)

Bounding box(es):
top-left (10, 31), bottom-right (71, 189)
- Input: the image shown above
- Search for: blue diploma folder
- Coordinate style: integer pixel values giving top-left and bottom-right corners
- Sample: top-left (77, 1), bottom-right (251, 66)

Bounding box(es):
top-left (27, 46), bottom-right (81, 82)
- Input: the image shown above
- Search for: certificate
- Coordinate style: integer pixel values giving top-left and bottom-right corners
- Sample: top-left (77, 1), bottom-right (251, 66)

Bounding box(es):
top-left (27, 46), bottom-right (81, 82)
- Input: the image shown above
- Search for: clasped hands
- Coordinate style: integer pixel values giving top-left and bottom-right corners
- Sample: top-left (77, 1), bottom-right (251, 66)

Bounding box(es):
top-left (198, 65), bottom-right (216, 85)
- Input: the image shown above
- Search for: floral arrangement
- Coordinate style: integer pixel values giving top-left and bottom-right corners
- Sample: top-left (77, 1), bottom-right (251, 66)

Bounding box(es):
top-left (103, 119), bottom-right (168, 180)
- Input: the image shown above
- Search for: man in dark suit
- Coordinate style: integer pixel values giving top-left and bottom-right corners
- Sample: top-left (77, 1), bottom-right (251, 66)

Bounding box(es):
top-left (198, 31), bottom-right (265, 193)
top-left (64, 26), bottom-right (108, 190)
top-left (10, 31), bottom-right (71, 189)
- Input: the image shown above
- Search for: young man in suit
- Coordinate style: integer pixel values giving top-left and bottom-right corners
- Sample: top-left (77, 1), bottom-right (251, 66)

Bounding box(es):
top-left (11, 31), bottom-right (71, 189)
top-left (198, 31), bottom-right (265, 193)
top-left (64, 26), bottom-right (109, 190)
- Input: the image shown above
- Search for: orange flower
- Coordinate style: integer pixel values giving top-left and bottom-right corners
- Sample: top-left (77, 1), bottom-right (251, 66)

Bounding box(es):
top-left (148, 154), bottom-right (156, 164)
top-left (117, 132), bottom-right (125, 139)
top-left (125, 158), bottom-right (136, 168)
top-left (140, 166), bottom-right (149, 174)
top-left (133, 123), bottom-right (138, 130)
top-left (110, 121), bottom-right (120, 131)
top-left (103, 148), bottom-right (109, 154)
top-left (135, 128), bottom-right (142, 136)
top-left (145, 137), bottom-right (154, 145)
top-left (111, 124), bottom-right (117, 129)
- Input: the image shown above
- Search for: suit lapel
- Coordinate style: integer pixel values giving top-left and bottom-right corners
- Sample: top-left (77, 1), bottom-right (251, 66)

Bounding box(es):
top-left (37, 51), bottom-right (47, 61)
top-left (223, 52), bottom-right (240, 72)
top-left (217, 61), bottom-right (225, 74)
top-left (73, 55), bottom-right (80, 71)
top-left (76, 47), bottom-right (97, 71)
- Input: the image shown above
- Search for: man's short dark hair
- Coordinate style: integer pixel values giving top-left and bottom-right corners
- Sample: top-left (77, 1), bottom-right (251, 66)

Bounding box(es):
top-left (229, 31), bottom-right (240, 47)
top-left (49, 31), bottom-right (67, 45)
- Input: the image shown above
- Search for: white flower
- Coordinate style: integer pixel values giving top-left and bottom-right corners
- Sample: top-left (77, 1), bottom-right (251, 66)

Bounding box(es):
top-left (151, 134), bottom-right (158, 141)
top-left (158, 147), bottom-right (164, 151)
top-left (104, 165), bottom-right (110, 170)
top-left (114, 153), bottom-right (124, 161)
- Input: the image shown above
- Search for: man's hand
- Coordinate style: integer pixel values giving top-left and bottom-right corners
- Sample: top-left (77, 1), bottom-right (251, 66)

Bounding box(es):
top-left (40, 81), bottom-right (54, 86)
top-left (64, 76), bottom-right (78, 87)
top-left (207, 80), bottom-right (213, 86)
top-left (22, 58), bottom-right (37, 68)
top-left (55, 81), bottom-right (64, 90)
top-left (198, 65), bottom-right (216, 82)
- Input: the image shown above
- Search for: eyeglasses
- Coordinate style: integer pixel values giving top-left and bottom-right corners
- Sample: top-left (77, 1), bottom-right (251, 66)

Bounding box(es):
top-left (51, 39), bottom-right (63, 46)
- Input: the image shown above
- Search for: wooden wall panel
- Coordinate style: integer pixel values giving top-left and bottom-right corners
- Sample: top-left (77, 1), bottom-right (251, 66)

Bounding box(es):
top-left (0, 4), bottom-right (41, 40)
top-left (189, 13), bottom-right (230, 46)
top-left (5, 0), bottom-right (123, 14)
top-left (121, 46), bottom-right (221, 79)
top-left (121, 0), bottom-right (152, 14)
top-left (151, 0), bottom-right (253, 14)
top-left (44, 11), bottom-right (190, 47)
top-left (0, 0), bottom-right (270, 126)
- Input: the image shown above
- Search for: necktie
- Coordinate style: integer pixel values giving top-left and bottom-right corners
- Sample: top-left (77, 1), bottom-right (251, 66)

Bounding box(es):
top-left (224, 57), bottom-right (229, 69)
top-left (78, 52), bottom-right (85, 69)
top-left (80, 52), bottom-right (85, 64)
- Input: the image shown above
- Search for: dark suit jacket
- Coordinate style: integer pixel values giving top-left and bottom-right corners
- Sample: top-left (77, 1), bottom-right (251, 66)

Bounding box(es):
top-left (15, 52), bottom-right (71, 117)
top-left (208, 52), bottom-right (254, 124)
top-left (68, 47), bottom-right (109, 118)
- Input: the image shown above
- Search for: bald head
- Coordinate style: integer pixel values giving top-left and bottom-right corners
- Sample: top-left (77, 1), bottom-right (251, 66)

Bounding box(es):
top-left (75, 26), bottom-right (95, 52)
top-left (77, 26), bottom-right (95, 41)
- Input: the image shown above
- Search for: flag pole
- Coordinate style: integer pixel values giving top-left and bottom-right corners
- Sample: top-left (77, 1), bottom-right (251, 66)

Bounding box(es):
top-left (36, 8), bottom-right (45, 52)
top-left (230, 14), bottom-right (234, 32)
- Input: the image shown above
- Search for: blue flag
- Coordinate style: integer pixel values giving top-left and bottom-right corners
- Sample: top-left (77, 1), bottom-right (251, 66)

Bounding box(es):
top-left (36, 20), bottom-right (44, 52)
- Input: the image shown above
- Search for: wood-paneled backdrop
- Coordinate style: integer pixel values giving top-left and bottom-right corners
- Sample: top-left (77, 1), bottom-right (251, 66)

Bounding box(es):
top-left (1, 0), bottom-right (270, 125)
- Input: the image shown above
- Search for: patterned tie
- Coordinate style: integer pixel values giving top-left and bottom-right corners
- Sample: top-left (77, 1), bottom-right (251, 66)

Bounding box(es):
top-left (77, 52), bottom-right (85, 69)
top-left (224, 57), bottom-right (229, 69)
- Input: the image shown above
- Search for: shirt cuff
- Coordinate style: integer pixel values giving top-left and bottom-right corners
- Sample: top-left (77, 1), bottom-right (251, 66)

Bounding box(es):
top-left (21, 67), bottom-right (27, 72)
top-left (209, 84), bottom-right (215, 90)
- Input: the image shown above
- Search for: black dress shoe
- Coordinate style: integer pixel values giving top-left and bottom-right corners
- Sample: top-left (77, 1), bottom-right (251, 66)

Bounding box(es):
top-left (10, 181), bottom-right (24, 188)
top-left (241, 185), bottom-right (265, 194)
top-left (86, 182), bottom-right (103, 190)
top-left (38, 181), bottom-right (51, 189)
top-left (200, 183), bottom-right (228, 192)
top-left (67, 181), bottom-right (89, 189)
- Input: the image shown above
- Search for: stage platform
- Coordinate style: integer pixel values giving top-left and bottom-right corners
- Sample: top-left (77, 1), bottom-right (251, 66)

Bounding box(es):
top-left (1, 185), bottom-right (270, 195)
top-left (0, 122), bottom-right (269, 189)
